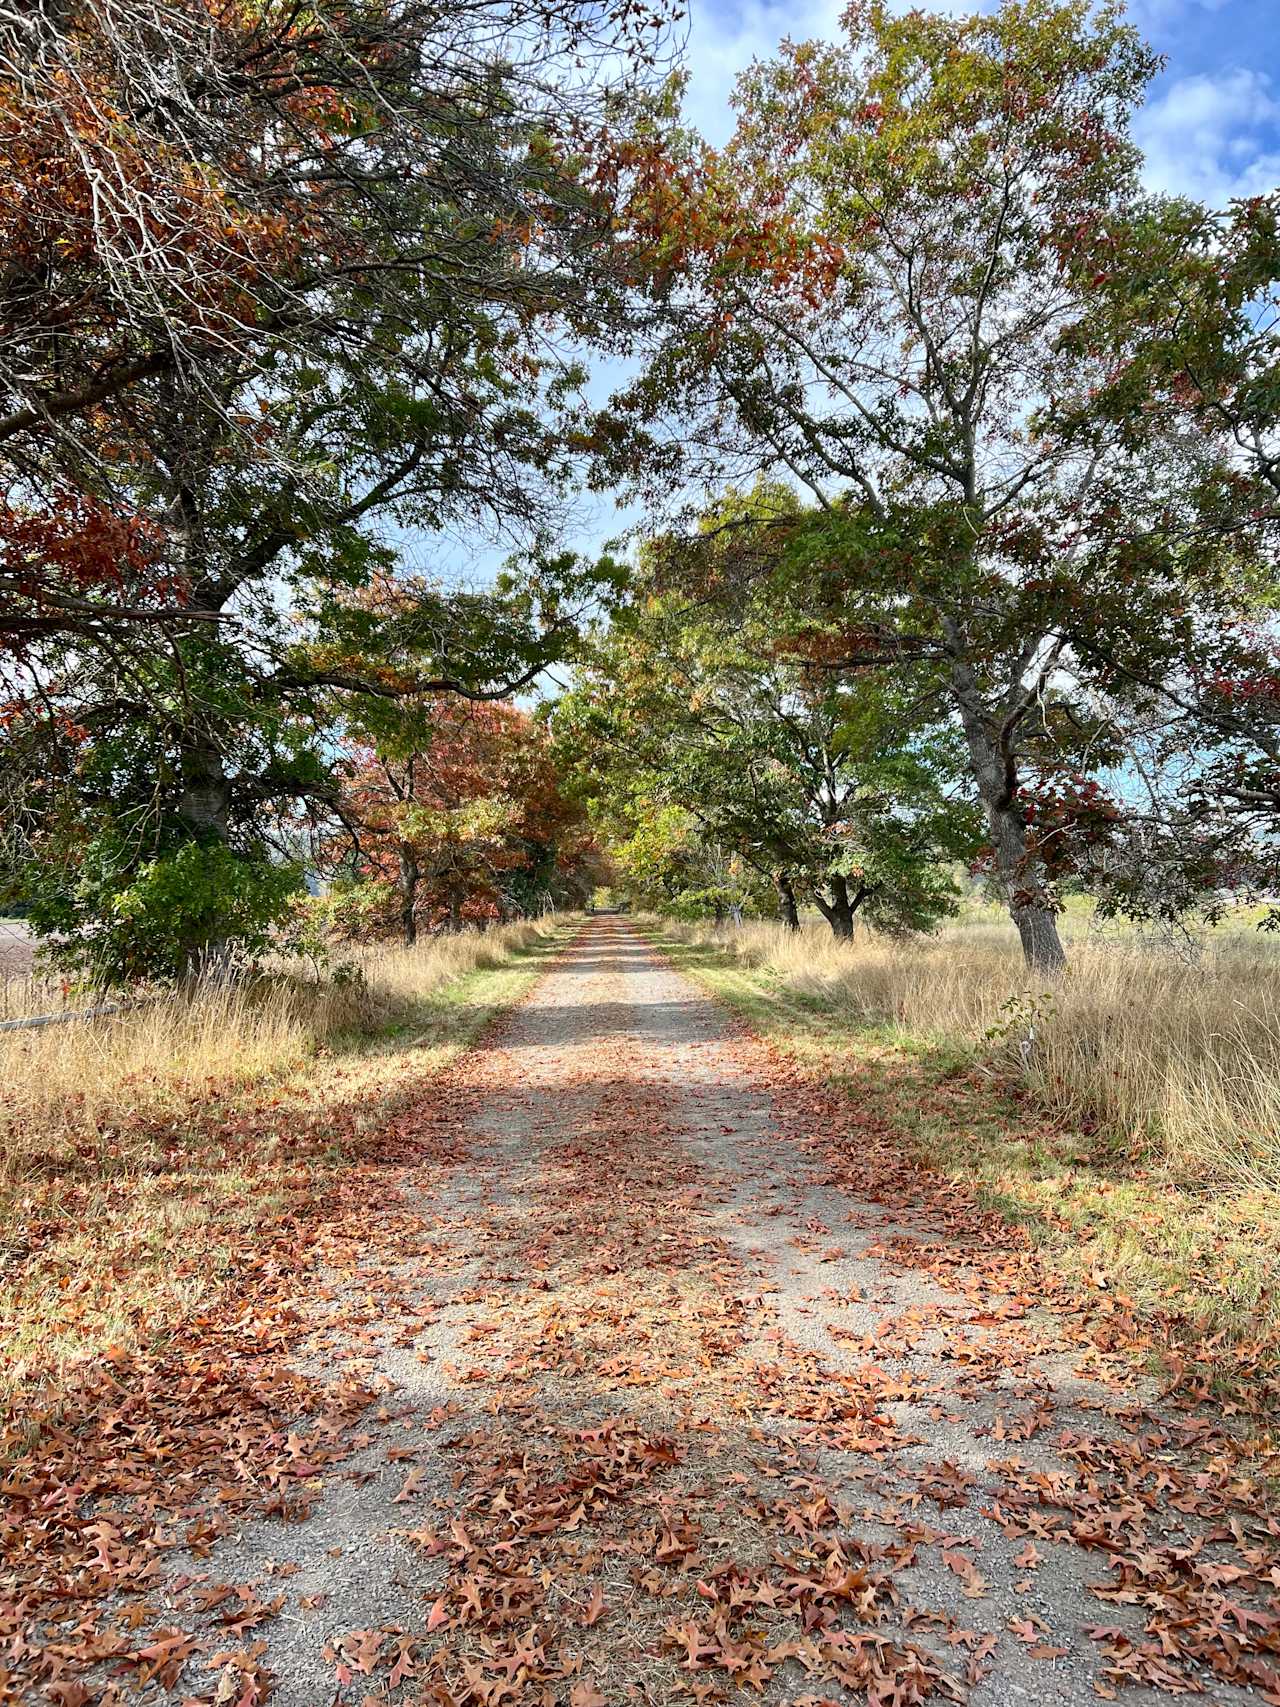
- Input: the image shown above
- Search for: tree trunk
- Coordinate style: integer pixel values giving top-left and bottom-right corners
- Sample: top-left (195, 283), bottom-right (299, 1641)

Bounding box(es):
top-left (397, 844), bottom-right (419, 947)
top-left (815, 872), bottom-right (856, 939)
top-left (948, 651), bottom-right (1066, 975)
top-left (776, 871), bottom-right (800, 931)
top-left (177, 731), bottom-right (232, 845)
top-left (713, 899), bottom-right (726, 924)
top-left (448, 890), bottom-right (462, 932)
top-left (1010, 888), bottom-right (1068, 974)
top-left (176, 730), bottom-right (234, 979)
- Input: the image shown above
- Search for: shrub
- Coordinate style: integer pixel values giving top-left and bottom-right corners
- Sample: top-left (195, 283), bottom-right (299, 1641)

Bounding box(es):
top-left (24, 838), bottom-right (303, 987)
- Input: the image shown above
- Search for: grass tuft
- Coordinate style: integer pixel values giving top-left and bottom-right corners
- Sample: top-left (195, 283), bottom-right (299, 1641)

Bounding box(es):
top-left (0, 922), bottom-right (553, 1171)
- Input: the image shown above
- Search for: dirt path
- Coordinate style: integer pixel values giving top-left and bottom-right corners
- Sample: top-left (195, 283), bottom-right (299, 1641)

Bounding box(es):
top-left (49, 920), bottom-right (1280, 1705)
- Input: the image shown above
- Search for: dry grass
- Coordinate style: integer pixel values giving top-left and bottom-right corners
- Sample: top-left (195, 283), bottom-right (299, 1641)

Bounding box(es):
top-left (655, 912), bottom-right (1280, 1193)
top-left (649, 910), bottom-right (1280, 1393)
top-left (0, 921), bottom-right (552, 1167)
top-left (0, 919), bottom-right (567, 1398)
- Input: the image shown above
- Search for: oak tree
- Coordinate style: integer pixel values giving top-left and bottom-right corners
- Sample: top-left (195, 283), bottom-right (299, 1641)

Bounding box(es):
top-left (606, 0), bottom-right (1241, 969)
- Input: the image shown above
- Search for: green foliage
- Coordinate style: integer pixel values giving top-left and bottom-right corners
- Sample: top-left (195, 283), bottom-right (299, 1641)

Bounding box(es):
top-left (605, 804), bottom-right (768, 920)
top-left (24, 838), bottom-right (302, 988)
top-left (2, 0), bottom-right (639, 982)
top-left (556, 502), bottom-right (982, 934)
top-left (8, 0), bottom-right (1279, 979)
top-left (294, 879), bottom-right (400, 946)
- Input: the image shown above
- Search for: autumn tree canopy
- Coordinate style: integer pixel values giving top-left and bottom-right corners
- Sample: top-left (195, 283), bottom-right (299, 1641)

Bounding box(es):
top-left (1, 0), bottom-right (660, 980)
top-left (558, 497), bottom-right (982, 937)
top-left (4, 0), bottom-right (1280, 977)
top-left (597, 0), bottom-right (1275, 968)
top-left (332, 698), bottom-right (597, 943)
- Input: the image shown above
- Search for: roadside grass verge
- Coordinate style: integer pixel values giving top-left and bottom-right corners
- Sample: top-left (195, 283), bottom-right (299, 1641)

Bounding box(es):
top-left (0, 919), bottom-right (572, 1403)
top-left (644, 916), bottom-right (1280, 1404)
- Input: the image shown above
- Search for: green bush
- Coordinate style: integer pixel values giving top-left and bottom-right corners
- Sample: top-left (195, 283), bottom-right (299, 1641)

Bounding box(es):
top-left (24, 838), bottom-right (303, 987)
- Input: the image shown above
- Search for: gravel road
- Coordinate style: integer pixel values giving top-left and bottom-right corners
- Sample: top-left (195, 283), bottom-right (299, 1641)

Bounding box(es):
top-left (127, 918), bottom-right (1276, 1707)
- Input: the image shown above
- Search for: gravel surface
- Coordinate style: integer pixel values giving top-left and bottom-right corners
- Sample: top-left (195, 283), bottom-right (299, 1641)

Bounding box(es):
top-left (128, 919), bottom-right (1270, 1706)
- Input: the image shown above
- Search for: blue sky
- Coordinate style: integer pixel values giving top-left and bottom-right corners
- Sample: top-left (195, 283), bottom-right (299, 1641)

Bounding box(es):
top-left (1123, 0), bottom-right (1280, 200)
top-left (681, 0), bottom-right (1280, 196)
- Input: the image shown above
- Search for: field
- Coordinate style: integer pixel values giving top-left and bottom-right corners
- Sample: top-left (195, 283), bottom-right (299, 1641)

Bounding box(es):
top-left (0, 921), bottom-right (570, 1404)
top-left (647, 906), bottom-right (1280, 1402)
top-left (0, 918), bottom-right (34, 982)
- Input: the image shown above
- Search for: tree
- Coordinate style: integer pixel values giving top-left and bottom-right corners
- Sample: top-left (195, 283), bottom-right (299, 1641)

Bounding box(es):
top-left (1063, 191), bottom-right (1280, 904)
top-left (3, 542), bottom-right (602, 981)
top-left (1, 0), bottom-right (651, 980)
top-left (1, 0), bottom-right (670, 665)
top-left (608, 808), bottom-right (766, 924)
top-left (557, 516), bottom-right (980, 936)
top-left (604, 0), bottom-right (1260, 970)
top-left (333, 699), bottom-right (591, 941)
top-left (1, 0), bottom-right (672, 455)
top-left (1085, 192), bottom-right (1280, 516)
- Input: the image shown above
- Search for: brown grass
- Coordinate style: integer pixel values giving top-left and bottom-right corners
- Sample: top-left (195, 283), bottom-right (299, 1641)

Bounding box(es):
top-left (0, 920), bottom-right (566, 1400)
top-left (648, 911), bottom-right (1280, 1395)
top-left (655, 912), bottom-right (1280, 1192)
top-left (0, 922), bottom-right (552, 1163)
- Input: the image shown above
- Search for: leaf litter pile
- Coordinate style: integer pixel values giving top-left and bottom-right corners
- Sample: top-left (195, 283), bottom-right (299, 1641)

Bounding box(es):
top-left (5, 919), bottom-right (1280, 1706)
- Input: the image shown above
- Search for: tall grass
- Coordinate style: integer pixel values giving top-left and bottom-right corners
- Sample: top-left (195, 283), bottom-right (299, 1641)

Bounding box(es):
top-left (657, 915), bottom-right (1280, 1192)
top-left (0, 921), bottom-right (554, 1174)
top-left (0, 919), bottom-right (566, 1397)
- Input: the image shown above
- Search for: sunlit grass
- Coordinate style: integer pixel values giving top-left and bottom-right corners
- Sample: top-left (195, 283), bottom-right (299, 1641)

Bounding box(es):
top-left (654, 913), bottom-right (1280, 1192)
top-left (648, 912), bottom-right (1280, 1394)
top-left (0, 921), bottom-right (555, 1166)
top-left (0, 919), bottom-right (570, 1401)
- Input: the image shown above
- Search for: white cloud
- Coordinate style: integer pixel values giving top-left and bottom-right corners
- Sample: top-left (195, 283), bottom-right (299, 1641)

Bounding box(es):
top-left (1136, 68), bottom-right (1280, 203)
top-left (681, 0), bottom-right (849, 146)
